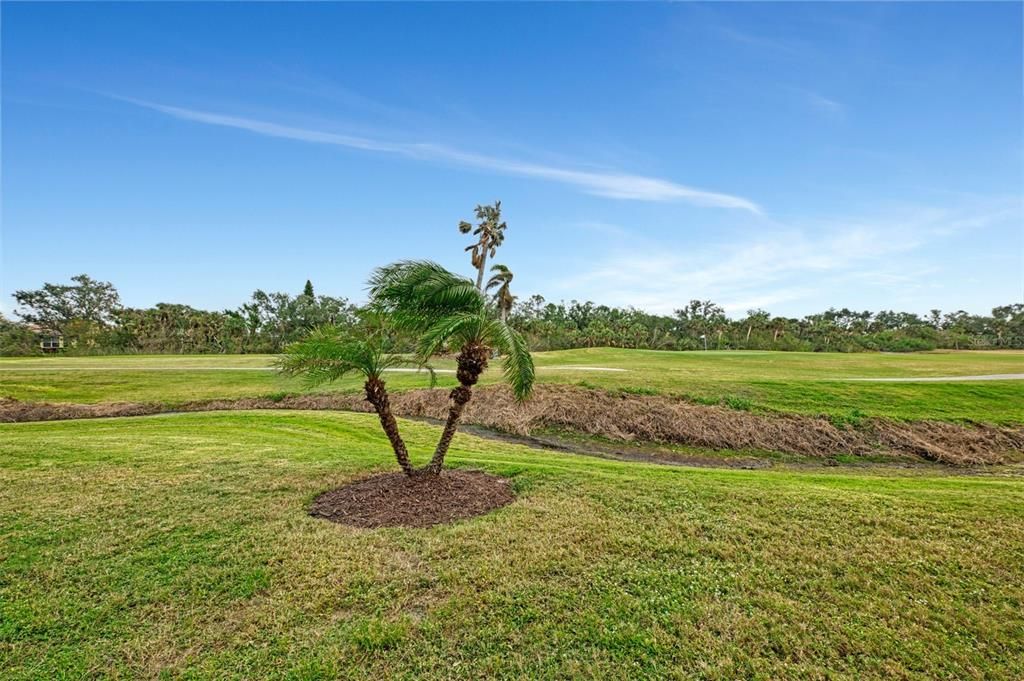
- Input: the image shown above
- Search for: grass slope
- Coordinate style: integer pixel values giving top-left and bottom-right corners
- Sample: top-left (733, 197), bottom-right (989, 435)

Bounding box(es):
top-left (2, 411), bottom-right (1023, 679)
top-left (2, 349), bottom-right (1023, 422)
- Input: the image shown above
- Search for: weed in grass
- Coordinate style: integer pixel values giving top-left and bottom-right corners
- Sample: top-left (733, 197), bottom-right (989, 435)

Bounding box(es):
top-left (686, 394), bottom-right (722, 406)
top-left (830, 408), bottom-right (868, 430)
top-left (618, 386), bottom-right (659, 396)
top-left (348, 617), bottom-right (411, 652)
top-left (723, 396), bottom-right (754, 411)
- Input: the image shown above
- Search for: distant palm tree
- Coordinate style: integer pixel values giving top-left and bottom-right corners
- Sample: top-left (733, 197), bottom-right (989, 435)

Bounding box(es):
top-left (459, 201), bottom-right (507, 290)
top-left (485, 264), bottom-right (516, 323)
top-left (277, 326), bottom-right (433, 477)
top-left (369, 260), bottom-right (534, 475)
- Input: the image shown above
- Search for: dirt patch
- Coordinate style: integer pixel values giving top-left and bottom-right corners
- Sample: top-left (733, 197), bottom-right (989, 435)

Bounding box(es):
top-left (309, 469), bottom-right (515, 528)
top-left (3, 386), bottom-right (1023, 466)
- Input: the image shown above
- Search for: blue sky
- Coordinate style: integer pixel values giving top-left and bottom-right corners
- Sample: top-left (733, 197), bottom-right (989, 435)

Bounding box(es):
top-left (2, 2), bottom-right (1021, 318)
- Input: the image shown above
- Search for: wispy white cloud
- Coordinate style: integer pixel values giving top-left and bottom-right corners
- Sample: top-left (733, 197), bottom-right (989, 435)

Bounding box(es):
top-left (115, 97), bottom-right (761, 213)
top-left (716, 26), bottom-right (806, 57)
top-left (552, 199), bottom-right (1019, 316)
top-left (802, 91), bottom-right (844, 117)
top-left (784, 86), bottom-right (845, 118)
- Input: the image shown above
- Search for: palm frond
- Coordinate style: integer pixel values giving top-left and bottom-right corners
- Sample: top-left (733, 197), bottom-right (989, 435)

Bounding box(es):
top-left (484, 319), bottom-right (535, 401)
top-left (415, 311), bottom-right (488, 361)
top-left (485, 264), bottom-right (513, 292)
top-left (368, 260), bottom-right (484, 331)
top-left (365, 260), bottom-right (532, 401)
top-left (276, 326), bottom-right (378, 387)
top-left (277, 325), bottom-right (432, 388)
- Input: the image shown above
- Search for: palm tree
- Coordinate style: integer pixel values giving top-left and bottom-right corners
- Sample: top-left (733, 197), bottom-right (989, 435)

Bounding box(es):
top-left (485, 264), bottom-right (516, 323)
top-left (459, 201), bottom-right (507, 290)
top-left (369, 260), bottom-right (534, 475)
top-left (277, 326), bottom-right (433, 477)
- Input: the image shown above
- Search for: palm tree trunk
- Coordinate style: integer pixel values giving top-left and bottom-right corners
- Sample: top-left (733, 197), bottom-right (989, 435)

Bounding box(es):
top-left (364, 378), bottom-right (414, 477)
top-left (475, 233), bottom-right (492, 290)
top-left (426, 385), bottom-right (472, 474)
top-left (475, 251), bottom-right (487, 291)
top-left (426, 342), bottom-right (489, 475)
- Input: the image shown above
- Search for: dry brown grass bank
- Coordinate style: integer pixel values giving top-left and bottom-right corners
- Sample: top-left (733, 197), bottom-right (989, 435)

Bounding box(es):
top-left (3, 385), bottom-right (1022, 466)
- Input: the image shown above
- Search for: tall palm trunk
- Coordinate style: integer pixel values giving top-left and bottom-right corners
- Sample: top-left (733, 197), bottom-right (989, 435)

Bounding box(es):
top-left (426, 342), bottom-right (489, 475)
top-left (475, 250), bottom-right (488, 291)
top-left (364, 377), bottom-right (414, 477)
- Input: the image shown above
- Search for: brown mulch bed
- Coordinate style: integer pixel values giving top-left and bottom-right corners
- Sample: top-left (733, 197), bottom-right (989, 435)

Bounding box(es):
top-left (308, 469), bottom-right (515, 528)
top-left (4, 385), bottom-right (1023, 466)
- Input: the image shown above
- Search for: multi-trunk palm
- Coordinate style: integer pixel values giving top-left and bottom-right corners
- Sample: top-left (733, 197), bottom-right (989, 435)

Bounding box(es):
top-left (369, 260), bottom-right (534, 474)
top-left (281, 261), bottom-right (534, 477)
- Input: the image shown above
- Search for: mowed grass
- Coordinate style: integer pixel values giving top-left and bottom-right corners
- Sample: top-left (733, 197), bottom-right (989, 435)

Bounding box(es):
top-left (2, 411), bottom-right (1023, 679)
top-left (2, 348), bottom-right (1024, 421)
top-left (537, 348), bottom-right (1024, 424)
top-left (0, 354), bottom-right (443, 404)
top-left (2, 348), bottom-right (1023, 422)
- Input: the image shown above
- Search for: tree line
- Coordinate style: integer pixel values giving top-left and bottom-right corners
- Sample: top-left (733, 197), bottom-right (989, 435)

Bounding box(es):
top-left (4, 273), bottom-right (1020, 356)
top-left (1, 274), bottom-right (362, 356)
top-left (3, 201), bottom-right (1022, 356)
top-left (509, 297), bottom-right (1024, 353)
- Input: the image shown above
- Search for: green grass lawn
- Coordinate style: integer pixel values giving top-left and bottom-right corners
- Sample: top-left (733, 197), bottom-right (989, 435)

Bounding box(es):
top-left (3, 349), bottom-right (1023, 422)
top-left (2, 411), bottom-right (1022, 679)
